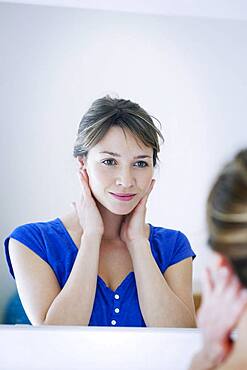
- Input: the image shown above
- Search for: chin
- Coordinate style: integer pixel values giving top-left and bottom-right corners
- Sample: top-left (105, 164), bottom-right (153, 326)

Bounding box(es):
top-left (111, 209), bottom-right (131, 216)
top-left (95, 194), bottom-right (138, 215)
top-left (104, 202), bottom-right (137, 216)
top-left (106, 205), bottom-right (132, 215)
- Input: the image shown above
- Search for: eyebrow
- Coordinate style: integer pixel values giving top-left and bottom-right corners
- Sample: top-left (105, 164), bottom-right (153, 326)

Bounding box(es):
top-left (99, 151), bottom-right (152, 159)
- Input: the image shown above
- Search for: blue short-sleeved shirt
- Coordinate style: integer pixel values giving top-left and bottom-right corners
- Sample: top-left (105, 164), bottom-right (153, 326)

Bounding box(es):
top-left (4, 218), bottom-right (195, 327)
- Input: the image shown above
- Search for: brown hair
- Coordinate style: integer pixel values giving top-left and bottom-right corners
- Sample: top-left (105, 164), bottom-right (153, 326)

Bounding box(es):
top-left (73, 96), bottom-right (164, 167)
top-left (207, 149), bottom-right (247, 285)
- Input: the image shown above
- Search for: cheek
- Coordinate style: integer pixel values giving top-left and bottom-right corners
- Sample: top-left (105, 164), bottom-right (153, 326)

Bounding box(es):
top-left (87, 165), bottom-right (109, 191)
top-left (139, 169), bottom-right (153, 187)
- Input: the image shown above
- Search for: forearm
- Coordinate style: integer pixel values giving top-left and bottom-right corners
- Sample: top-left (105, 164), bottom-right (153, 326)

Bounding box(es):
top-left (43, 233), bottom-right (101, 326)
top-left (130, 239), bottom-right (195, 327)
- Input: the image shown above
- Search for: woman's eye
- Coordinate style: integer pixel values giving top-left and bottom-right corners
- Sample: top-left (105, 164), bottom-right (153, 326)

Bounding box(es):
top-left (101, 159), bottom-right (148, 167)
top-left (102, 159), bottom-right (116, 166)
top-left (134, 161), bottom-right (148, 168)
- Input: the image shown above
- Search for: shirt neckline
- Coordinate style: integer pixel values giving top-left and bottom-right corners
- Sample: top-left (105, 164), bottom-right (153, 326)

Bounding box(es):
top-left (55, 217), bottom-right (153, 250)
top-left (55, 217), bottom-right (153, 292)
top-left (97, 271), bottom-right (134, 293)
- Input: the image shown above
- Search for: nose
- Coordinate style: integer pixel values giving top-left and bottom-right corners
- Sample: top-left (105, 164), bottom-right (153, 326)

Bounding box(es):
top-left (115, 168), bottom-right (135, 188)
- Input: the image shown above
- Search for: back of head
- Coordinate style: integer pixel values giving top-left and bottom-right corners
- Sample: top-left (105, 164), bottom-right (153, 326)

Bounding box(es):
top-left (207, 149), bottom-right (247, 286)
top-left (73, 95), bottom-right (164, 167)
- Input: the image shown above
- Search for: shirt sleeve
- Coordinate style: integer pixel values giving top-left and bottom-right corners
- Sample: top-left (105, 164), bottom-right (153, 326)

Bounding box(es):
top-left (150, 227), bottom-right (196, 273)
top-left (168, 231), bottom-right (196, 268)
top-left (4, 223), bottom-right (48, 279)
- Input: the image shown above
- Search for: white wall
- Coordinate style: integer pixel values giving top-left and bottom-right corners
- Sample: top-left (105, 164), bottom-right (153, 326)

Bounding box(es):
top-left (0, 2), bottom-right (247, 322)
top-left (3, 0), bottom-right (247, 20)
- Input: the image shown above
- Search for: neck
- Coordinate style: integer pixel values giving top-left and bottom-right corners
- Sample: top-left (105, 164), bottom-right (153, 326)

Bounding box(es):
top-left (96, 200), bottom-right (124, 241)
top-left (66, 201), bottom-right (125, 242)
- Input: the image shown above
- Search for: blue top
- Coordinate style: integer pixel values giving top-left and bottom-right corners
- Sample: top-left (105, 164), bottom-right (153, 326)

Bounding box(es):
top-left (4, 218), bottom-right (195, 327)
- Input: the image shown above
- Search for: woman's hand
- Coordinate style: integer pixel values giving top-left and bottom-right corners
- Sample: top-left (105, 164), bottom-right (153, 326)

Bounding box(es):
top-left (72, 169), bottom-right (104, 238)
top-left (120, 179), bottom-right (155, 250)
top-left (196, 259), bottom-right (247, 368)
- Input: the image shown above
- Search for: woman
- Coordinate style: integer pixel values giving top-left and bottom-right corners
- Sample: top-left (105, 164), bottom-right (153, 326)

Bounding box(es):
top-left (5, 96), bottom-right (196, 327)
top-left (190, 149), bottom-right (247, 369)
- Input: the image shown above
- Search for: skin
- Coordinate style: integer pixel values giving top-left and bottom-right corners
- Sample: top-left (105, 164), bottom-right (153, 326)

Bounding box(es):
top-left (9, 125), bottom-right (196, 326)
top-left (189, 253), bottom-right (247, 370)
top-left (72, 126), bottom-right (195, 326)
top-left (75, 125), bottom-right (154, 244)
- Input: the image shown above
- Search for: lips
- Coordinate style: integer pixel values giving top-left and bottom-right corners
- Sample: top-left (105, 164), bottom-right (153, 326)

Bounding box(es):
top-left (109, 192), bottom-right (136, 202)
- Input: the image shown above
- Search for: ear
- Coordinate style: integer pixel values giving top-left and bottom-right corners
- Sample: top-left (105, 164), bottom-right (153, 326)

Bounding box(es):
top-left (76, 156), bottom-right (87, 170)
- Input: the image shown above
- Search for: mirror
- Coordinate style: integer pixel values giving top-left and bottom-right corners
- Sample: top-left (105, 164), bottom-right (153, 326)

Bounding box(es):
top-left (0, 1), bottom-right (246, 326)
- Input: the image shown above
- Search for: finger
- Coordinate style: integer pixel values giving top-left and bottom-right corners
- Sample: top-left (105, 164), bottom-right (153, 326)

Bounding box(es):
top-left (71, 200), bottom-right (78, 215)
top-left (132, 198), bottom-right (147, 219)
top-left (215, 254), bottom-right (225, 268)
top-left (238, 289), bottom-right (247, 310)
top-left (129, 180), bottom-right (155, 220)
top-left (201, 267), bottom-right (214, 298)
top-left (81, 169), bottom-right (92, 193)
top-left (214, 267), bottom-right (231, 295)
top-left (226, 275), bottom-right (247, 303)
top-left (70, 201), bottom-right (77, 212)
top-left (81, 168), bottom-right (89, 183)
top-left (138, 179), bottom-right (156, 208)
top-left (217, 255), bottom-right (234, 274)
top-left (149, 178), bottom-right (155, 192)
top-left (226, 289), bottom-right (247, 329)
top-left (77, 172), bottom-right (87, 196)
top-left (233, 289), bottom-right (247, 317)
top-left (223, 276), bottom-right (241, 304)
top-left (78, 169), bottom-right (85, 183)
top-left (78, 170), bottom-right (92, 197)
top-left (147, 179), bottom-right (155, 196)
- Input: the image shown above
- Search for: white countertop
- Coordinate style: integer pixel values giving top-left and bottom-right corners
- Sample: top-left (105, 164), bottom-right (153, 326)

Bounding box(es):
top-left (0, 325), bottom-right (201, 370)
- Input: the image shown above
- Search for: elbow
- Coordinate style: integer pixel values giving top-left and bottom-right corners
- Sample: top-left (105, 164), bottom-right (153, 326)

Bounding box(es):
top-left (183, 318), bottom-right (197, 328)
top-left (23, 311), bottom-right (47, 326)
top-left (184, 311), bottom-right (197, 328)
top-left (180, 307), bottom-right (196, 328)
top-left (32, 316), bottom-right (48, 326)
top-left (30, 311), bottom-right (50, 326)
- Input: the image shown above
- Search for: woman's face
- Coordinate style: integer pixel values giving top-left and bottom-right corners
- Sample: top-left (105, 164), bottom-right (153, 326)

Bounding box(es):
top-left (81, 126), bottom-right (154, 215)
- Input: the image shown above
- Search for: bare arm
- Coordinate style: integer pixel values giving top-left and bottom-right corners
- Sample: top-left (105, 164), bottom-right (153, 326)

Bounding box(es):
top-left (120, 180), bottom-right (196, 327)
top-left (129, 239), bottom-right (196, 327)
top-left (9, 232), bottom-right (102, 326)
top-left (9, 168), bottom-right (104, 326)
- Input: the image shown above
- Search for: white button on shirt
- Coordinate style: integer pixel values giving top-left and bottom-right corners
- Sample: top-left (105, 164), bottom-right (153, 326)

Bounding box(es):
top-left (111, 320), bottom-right (117, 326)
top-left (114, 294), bottom-right (120, 300)
top-left (114, 308), bottom-right (120, 314)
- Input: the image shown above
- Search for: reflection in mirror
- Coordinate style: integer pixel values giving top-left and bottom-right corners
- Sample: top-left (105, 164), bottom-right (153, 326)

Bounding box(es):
top-left (4, 96), bottom-right (197, 328)
top-left (0, 1), bottom-right (246, 327)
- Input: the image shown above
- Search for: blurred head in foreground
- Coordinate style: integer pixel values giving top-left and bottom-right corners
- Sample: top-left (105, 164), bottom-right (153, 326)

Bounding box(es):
top-left (207, 149), bottom-right (247, 286)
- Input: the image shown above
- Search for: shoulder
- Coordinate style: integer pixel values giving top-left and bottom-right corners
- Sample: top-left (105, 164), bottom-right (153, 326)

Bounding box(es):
top-left (7, 218), bottom-right (62, 243)
top-left (5, 218), bottom-right (77, 287)
top-left (149, 224), bottom-right (195, 272)
top-left (149, 224), bottom-right (189, 246)
top-left (5, 218), bottom-right (61, 264)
